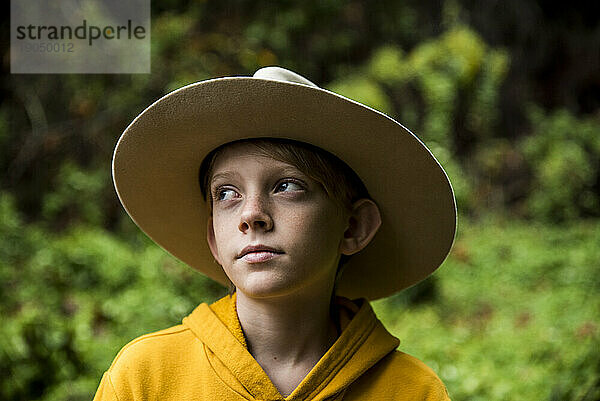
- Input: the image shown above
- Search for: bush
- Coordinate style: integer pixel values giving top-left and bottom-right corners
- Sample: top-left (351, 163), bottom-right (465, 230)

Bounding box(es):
top-left (0, 192), bottom-right (226, 401)
top-left (521, 108), bottom-right (600, 222)
top-left (375, 216), bottom-right (600, 400)
top-left (327, 26), bottom-right (510, 215)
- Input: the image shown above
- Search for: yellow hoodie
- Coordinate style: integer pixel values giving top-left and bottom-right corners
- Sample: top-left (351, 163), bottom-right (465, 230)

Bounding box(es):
top-left (93, 294), bottom-right (450, 400)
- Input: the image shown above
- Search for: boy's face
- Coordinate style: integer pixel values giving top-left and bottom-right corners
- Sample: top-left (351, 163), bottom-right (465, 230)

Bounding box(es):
top-left (206, 143), bottom-right (349, 299)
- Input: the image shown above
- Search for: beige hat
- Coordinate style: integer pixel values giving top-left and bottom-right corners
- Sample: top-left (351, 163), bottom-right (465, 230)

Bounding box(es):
top-left (112, 66), bottom-right (456, 300)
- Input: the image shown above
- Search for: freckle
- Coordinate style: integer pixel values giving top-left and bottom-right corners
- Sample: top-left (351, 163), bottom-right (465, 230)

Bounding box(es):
top-left (273, 356), bottom-right (277, 360)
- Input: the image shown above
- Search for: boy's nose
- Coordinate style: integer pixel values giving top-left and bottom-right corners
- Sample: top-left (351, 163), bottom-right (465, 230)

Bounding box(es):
top-left (238, 196), bottom-right (274, 233)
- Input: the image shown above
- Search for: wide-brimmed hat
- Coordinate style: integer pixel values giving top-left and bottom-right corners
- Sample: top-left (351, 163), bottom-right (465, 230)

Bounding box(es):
top-left (112, 66), bottom-right (456, 300)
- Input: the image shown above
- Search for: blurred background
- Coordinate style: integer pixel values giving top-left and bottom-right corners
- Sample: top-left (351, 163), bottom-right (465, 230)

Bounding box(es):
top-left (1, 1), bottom-right (599, 399)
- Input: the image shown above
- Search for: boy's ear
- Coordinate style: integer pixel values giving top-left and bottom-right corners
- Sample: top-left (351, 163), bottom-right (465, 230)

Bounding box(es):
top-left (206, 216), bottom-right (222, 265)
top-left (339, 199), bottom-right (382, 256)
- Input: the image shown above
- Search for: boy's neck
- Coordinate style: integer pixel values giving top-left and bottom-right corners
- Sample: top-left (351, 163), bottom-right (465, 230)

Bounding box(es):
top-left (235, 288), bottom-right (339, 396)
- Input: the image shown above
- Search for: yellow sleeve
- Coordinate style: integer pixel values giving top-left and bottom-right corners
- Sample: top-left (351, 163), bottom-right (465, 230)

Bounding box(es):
top-left (92, 372), bottom-right (120, 401)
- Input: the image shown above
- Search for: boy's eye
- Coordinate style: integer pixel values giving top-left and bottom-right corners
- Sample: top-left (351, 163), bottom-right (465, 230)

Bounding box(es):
top-left (215, 188), bottom-right (239, 201)
top-left (275, 180), bottom-right (304, 193)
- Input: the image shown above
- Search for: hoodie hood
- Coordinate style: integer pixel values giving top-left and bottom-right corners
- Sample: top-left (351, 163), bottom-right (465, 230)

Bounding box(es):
top-left (182, 294), bottom-right (400, 401)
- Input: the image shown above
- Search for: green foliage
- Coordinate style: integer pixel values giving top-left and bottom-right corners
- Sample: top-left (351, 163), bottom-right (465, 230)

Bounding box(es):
top-left (374, 216), bottom-right (600, 400)
top-left (367, 26), bottom-right (509, 147)
top-left (328, 25), bottom-right (600, 221)
top-left (329, 26), bottom-right (510, 213)
top-left (522, 108), bottom-right (600, 221)
top-left (0, 192), bottom-right (226, 401)
top-left (42, 161), bottom-right (108, 227)
top-left (327, 75), bottom-right (393, 114)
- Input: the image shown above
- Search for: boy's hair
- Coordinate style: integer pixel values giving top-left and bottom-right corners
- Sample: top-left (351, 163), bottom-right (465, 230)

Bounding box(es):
top-left (199, 137), bottom-right (371, 213)
top-left (198, 137), bottom-right (373, 274)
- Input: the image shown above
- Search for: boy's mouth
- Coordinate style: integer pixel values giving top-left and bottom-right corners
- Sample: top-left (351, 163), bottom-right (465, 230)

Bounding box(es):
top-left (237, 244), bottom-right (283, 259)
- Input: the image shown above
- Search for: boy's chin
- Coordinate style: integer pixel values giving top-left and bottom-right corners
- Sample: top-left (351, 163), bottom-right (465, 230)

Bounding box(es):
top-left (231, 272), bottom-right (314, 300)
top-left (234, 279), bottom-right (297, 299)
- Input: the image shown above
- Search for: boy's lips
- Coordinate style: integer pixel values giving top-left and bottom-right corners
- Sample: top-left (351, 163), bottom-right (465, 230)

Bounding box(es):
top-left (240, 251), bottom-right (283, 263)
top-left (236, 244), bottom-right (283, 259)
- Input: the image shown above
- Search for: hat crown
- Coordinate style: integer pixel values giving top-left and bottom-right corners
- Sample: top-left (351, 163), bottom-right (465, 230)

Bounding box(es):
top-left (253, 66), bottom-right (318, 88)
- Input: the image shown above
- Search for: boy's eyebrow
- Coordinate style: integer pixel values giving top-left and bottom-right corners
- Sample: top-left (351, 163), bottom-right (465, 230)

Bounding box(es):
top-left (210, 171), bottom-right (240, 186)
top-left (210, 165), bottom-right (310, 186)
top-left (278, 166), bottom-right (307, 178)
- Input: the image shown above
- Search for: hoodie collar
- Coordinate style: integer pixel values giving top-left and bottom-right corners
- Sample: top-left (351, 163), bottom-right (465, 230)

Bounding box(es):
top-left (182, 294), bottom-right (399, 401)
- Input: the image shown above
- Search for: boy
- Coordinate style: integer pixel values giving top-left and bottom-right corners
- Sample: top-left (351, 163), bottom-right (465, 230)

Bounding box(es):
top-left (94, 67), bottom-right (456, 400)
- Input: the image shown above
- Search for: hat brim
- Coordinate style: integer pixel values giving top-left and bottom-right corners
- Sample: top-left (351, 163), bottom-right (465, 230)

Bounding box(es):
top-left (112, 77), bottom-right (456, 300)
